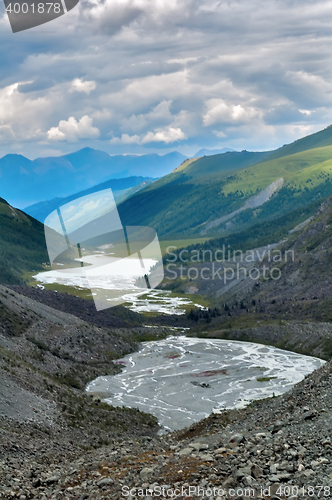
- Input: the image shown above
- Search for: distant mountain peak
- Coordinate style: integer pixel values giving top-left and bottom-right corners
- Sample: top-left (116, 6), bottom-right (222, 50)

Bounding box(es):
top-left (192, 147), bottom-right (236, 158)
top-left (0, 147), bottom-right (187, 209)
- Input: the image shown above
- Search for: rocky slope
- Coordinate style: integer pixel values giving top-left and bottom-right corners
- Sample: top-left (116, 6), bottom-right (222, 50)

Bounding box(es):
top-left (0, 354), bottom-right (331, 499)
top-left (0, 284), bottom-right (175, 496)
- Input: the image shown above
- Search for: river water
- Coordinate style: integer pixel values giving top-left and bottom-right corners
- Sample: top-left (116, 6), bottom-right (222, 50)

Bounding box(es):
top-left (86, 336), bottom-right (325, 432)
top-left (33, 256), bottom-right (204, 314)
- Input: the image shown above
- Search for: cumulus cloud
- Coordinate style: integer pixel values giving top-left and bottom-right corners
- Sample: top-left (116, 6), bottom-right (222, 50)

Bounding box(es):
top-left (81, 0), bottom-right (144, 34)
top-left (110, 133), bottom-right (141, 145)
top-left (142, 127), bottom-right (186, 144)
top-left (1, 0), bottom-right (332, 156)
top-left (47, 116), bottom-right (100, 141)
top-left (121, 100), bottom-right (173, 133)
top-left (70, 78), bottom-right (96, 94)
top-left (203, 99), bottom-right (261, 127)
top-left (111, 126), bottom-right (186, 144)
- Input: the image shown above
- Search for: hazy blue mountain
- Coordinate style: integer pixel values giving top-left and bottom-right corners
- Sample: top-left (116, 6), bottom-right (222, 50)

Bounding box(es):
top-left (0, 148), bottom-right (187, 209)
top-left (192, 147), bottom-right (235, 157)
top-left (25, 176), bottom-right (154, 222)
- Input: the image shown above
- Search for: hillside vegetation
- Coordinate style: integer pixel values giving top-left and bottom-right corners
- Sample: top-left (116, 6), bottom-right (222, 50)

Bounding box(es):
top-left (118, 126), bottom-right (332, 241)
top-left (180, 196), bottom-right (332, 358)
top-left (0, 199), bottom-right (48, 284)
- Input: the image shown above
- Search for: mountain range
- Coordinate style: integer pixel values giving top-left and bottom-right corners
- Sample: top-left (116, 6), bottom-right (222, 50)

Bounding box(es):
top-left (24, 176), bottom-right (154, 222)
top-left (2, 124), bottom-right (332, 288)
top-left (0, 148), bottom-right (186, 209)
top-left (192, 147), bottom-right (235, 157)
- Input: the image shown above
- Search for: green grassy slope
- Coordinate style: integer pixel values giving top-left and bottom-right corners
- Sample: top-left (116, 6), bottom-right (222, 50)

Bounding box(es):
top-left (178, 150), bottom-right (272, 180)
top-left (268, 124), bottom-right (332, 160)
top-left (221, 145), bottom-right (332, 196)
top-left (117, 151), bottom-right (273, 238)
top-left (118, 128), bottom-right (332, 239)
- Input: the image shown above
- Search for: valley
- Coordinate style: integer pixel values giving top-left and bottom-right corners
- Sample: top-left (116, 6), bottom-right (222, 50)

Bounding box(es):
top-left (0, 127), bottom-right (332, 497)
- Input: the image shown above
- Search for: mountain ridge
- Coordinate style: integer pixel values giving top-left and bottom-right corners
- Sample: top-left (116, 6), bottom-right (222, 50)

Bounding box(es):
top-left (117, 127), bottom-right (332, 239)
top-left (0, 148), bottom-right (187, 208)
top-left (24, 176), bottom-right (154, 222)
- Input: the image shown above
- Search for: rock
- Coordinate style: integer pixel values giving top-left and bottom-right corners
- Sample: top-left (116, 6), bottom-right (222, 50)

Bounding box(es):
top-left (311, 458), bottom-right (328, 467)
top-left (97, 477), bottom-right (114, 487)
top-left (190, 442), bottom-right (209, 451)
top-left (251, 464), bottom-right (263, 478)
top-left (269, 472), bottom-right (291, 482)
top-left (243, 476), bottom-right (254, 486)
top-left (198, 453), bottom-right (214, 461)
top-left (234, 467), bottom-right (251, 479)
top-left (222, 476), bottom-right (237, 488)
top-left (298, 446), bottom-right (307, 457)
top-left (272, 421), bottom-right (284, 434)
top-left (301, 469), bottom-right (314, 478)
top-left (140, 468), bottom-right (155, 482)
top-left (303, 410), bottom-right (317, 420)
top-left (228, 434), bottom-right (244, 448)
top-left (255, 433), bottom-right (267, 440)
top-left (178, 447), bottom-right (193, 456)
top-left (45, 475), bottom-right (60, 485)
top-left (214, 447), bottom-right (227, 454)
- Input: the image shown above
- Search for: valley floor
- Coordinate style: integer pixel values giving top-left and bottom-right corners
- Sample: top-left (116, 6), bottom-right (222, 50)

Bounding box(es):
top-left (0, 286), bottom-right (331, 499)
top-left (0, 358), bottom-right (331, 499)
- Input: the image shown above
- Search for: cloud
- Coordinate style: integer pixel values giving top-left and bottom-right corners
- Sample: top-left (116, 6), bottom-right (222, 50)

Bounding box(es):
top-left (47, 116), bottom-right (100, 141)
top-left (203, 99), bottom-right (261, 127)
top-left (142, 127), bottom-right (186, 144)
top-left (70, 78), bottom-right (96, 94)
top-left (1, 0), bottom-right (332, 157)
top-left (213, 130), bottom-right (227, 138)
top-left (81, 0), bottom-right (144, 34)
top-left (110, 133), bottom-right (141, 145)
top-left (121, 100), bottom-right (173, 133)
top-left (110, 126), bottom-right (186, 144)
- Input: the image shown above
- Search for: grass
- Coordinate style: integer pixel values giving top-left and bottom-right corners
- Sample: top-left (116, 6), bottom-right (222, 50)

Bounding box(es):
top-left (221, 145), bottom-right (332, 197)
top-left (26, 271), bottom-right (94, 300)
top-left (115, 126), bottom-right (332, 243)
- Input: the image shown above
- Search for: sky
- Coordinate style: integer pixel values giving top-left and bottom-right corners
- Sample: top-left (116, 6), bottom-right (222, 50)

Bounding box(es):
top-left (1, 0), bottom-right (332, 159)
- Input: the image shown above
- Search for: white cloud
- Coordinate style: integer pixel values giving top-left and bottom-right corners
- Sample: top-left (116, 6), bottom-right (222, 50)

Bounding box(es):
top-left (203, 99), bottom-right (260, 127)
top-left (110, 126), bottom-right (186, 144)
top-left (299, 109), bottom-right (312, 116)
top-left (110, 133), bottom-right (141, 144)
top-left (142, 127), bottom-right (186, 144)
top-left (47, 116), bottom-right (100, 141)
top-left (2, 0), bottom-right (332, 157)
top-left (213, 130), bottom-right (227, 138)
top-left (70, 78), bottom-right (96, 94)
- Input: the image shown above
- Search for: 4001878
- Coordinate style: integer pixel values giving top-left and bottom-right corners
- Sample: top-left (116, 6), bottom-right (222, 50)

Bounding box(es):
top-left (5, 2), bottom-right (61, 13)
top-left (275, 485), bottom-right (331, 497)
